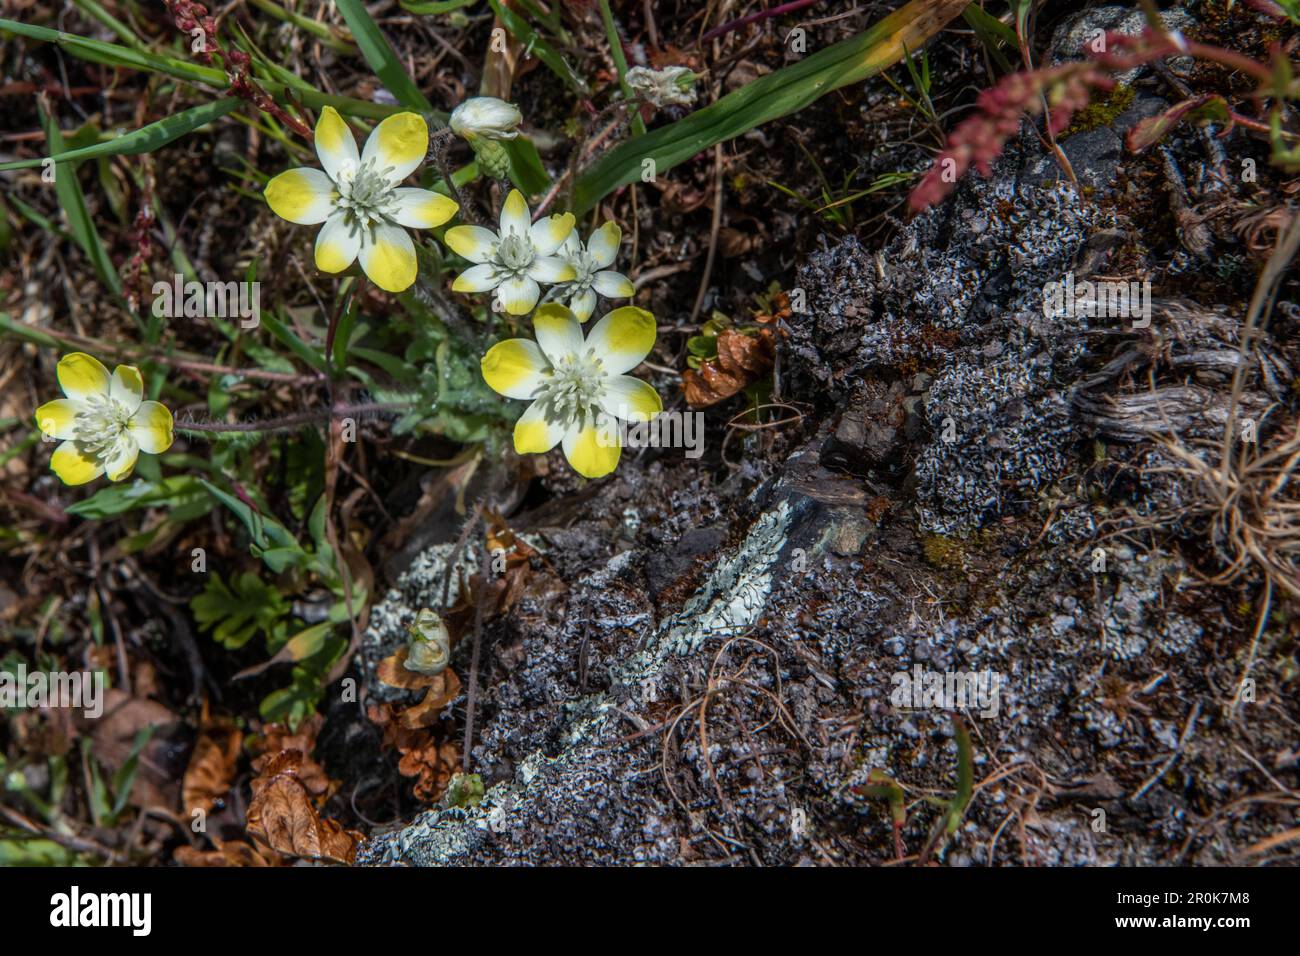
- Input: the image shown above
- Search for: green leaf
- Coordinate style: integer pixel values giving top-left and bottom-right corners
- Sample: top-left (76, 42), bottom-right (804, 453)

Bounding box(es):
top-left (503, 135), bottom-right (551, 196)
top-left (0, 20), bottom-right (406, 121)
top-left (191, 572), bottom-right (290, 650)
top-left (571, 0), bottom-right (970, 215)
top-left (259, 311), bottom-right (329, 374)
top-left (487, 0), bottom-right (586, 93)
top-left (0, 98), bottom-right (242, 171)
top-left (334, 0), bottom-right (433, 111)
top-left (39, 104), bottom-right (123, 297)
top-left (399, 0), bottom-right (477, 13)
top-left (0, 19), bottom-right (226, 86)
top-left (65, 475), bottom-right (208, 519)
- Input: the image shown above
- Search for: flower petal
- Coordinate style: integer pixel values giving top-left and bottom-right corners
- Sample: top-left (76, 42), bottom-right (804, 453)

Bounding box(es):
top-left (570, 289), bottom-right (597, 323)
top-left (128, 400), bottom-right (175, 455)
top-left (599, 375), bottom-right (663, 423)
top-left (57, 352), bottom-right (110, 401)
top-left (529, 213), bottom-right (575, 256)
top-left (592, 270), bottom-right (635, 298)
top-left (103, 434), bottom-right (139, 482)
top-left (264, 167), bottom-right (336, 225)
top-left (533, 303), bottom-right (584, 364)
top-left (444, 225), bottom-right (497, 263)
top-left (359, 223), bottom-right (418, 293)
top-left (498, 189), bottom-right (530, 238)
top-left (584, 306), bottom-right (656, 375)
top-left (587, 222), bottom-right (621, 268)
top-left (315, 212), bottom-right (362, 274)
top-left (513, 398), bottom-right (565, 455)
top-left (361, 112), bottom-right (429, 184)
top-left (389, 187), bottom-right (459, 229)
top-left (35, 399), bottom-right (81, 441)
top-left (562, 414), bottom-right (621, 479)
top-left (494, 275), bottom-right (540, 315)
top-left (481, 338), bottom-right (549, 399)
top-left (110, 365), bottom-right (144, 413)
top-left (314, 106), bottom-right (359, 183)
top-left (50, 440), bottom-right (103, 486)
top-left (527, 255), bottom-right (576, 284)
top-left (452, 263), bottom-right (501, 293)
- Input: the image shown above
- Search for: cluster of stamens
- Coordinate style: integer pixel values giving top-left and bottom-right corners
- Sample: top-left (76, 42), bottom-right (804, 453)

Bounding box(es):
top-left (565, 250), bottom-right (598, 294)
top-left (73, 395), bottom-right (131, 457)
top-left (536, 351), bottom-right (605, 426)
top-left (493, 232), bottom-right (536, 277)
top-left (333, 159), bottom-right (397, 230)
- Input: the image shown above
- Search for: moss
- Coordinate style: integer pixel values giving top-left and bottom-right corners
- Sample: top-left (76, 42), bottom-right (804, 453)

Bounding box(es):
top-left (921, 534), bottom-right (966, 571)
top-left (1059, 84), bottom-right (1135, 139)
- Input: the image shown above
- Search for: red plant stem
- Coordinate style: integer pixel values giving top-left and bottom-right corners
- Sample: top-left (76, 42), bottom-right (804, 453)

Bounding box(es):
top-left (700, 0), bottom-right (823, 44)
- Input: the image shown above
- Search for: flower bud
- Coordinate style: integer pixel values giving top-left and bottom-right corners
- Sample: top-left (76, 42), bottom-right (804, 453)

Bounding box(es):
top-left (449, 96), bottom-right (522, 142)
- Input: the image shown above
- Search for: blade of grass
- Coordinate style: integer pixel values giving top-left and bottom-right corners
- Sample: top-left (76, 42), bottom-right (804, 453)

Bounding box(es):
top-left (399, 0), bottom-right (477, 12)
top-left (486, 0), bottom-right (586, 94)
top-left (39, 102), bottom-right (124, 300)
top-left (0, 19), bottom-right (226, 86)
top-left (596, 0), bottom-right (642, 134)
top-left (333, 0), bottom-right (433, 111)
top-left (247, 0), bottom-right (358, 54)
top-left (70, 0), bottom-right (148, 51)
top-left (0, 20), bottom-right (406, 121)
top-left (572, 0), bottom-right (970, 215)
top-left (0, 98), bottom-right (241, 171)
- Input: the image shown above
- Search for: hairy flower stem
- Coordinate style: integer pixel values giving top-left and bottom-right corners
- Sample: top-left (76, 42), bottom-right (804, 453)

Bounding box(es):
top-left (175, 402), bottom-right (410, 434)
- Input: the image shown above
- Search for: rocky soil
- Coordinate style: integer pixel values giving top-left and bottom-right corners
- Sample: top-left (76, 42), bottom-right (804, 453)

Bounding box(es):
top-left (351, 7), bottom-right (1300, 866)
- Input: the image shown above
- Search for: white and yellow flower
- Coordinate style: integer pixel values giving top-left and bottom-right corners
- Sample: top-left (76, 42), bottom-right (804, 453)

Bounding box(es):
top-left (447, 189), bottom-right (576, 315)
top-left (481, 303), bottom-right (661, 479)
top-left (551, 222), bottom-right (635, 322)
top-left (36, 353), bottom-right (174, 486)
top-left (264, 107), bottom-right (458, 293)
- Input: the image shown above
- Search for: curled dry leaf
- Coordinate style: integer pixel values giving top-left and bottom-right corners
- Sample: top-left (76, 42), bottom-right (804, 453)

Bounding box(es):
top-left (245, 750), bottom-right (363, 864)
top-left (376, 648), bottom-right (463, 730)
top-left (173, 838), bottom-right (281, 867)
top-left (248, 713), bottom-right (335, 803)
top-left (182, 707), bottom-right (242, 817)
top-left (368, 702), bottom-right (462, 803)
top-left (377, 646), bottom-right (441, 690)
top-left (400, 670), bottom-right (462, 730)
top-left (682, 328), bottom-right (776, 408)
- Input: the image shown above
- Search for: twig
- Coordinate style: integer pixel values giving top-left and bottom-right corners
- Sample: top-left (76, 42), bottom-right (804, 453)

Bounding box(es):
top-left (690, 143), bottom-right (724, 324)
top-left (462, 539), bottom-right (490, 772)
top-left (700, 0), bottom-right (824, 45)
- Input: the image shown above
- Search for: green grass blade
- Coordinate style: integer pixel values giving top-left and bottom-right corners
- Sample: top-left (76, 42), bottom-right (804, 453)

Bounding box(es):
top-left (0, 19), bottom-right (406, 122)
top-left (0, 18), bottom-right (226, 86)
top-left (596, 0), bottom-right (640, 133)
top-left (1, 98), bottom-right (241, 171)
top-left (399, 0), bottom-right (478, 13)
top-left (503, 135), bottom-right (550, 196)
top-left (39, 104), bottom-right (124, 298)
top-left (333, 0), bottom-right (433, 111)
top-left (487, 0), bottom-right (586, 94)
top-left (571, 0), bottom-right (970, 215)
